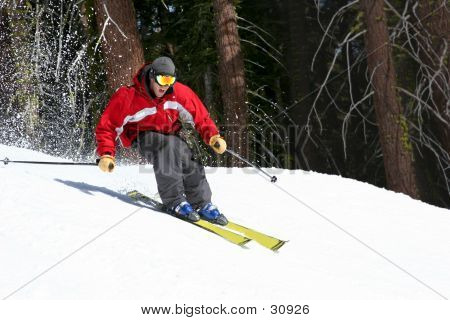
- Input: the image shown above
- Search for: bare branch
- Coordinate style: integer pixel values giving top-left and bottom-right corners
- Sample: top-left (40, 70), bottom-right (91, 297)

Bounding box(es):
top-left (94, 3), bottom-right (129, 53)
top-left (311, 0), bottom-right (360, 72)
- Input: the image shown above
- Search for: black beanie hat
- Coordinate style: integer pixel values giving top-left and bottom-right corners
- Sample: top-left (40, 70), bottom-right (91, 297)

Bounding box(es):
top-left (150, 56), bottom-right (176, 76)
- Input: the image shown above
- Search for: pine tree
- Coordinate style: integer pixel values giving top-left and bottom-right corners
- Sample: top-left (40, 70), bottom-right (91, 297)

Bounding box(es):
top-left (361, 0), bottom-right (420, 199)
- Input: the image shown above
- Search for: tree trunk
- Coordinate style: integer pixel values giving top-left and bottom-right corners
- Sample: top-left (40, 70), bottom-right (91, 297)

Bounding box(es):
top-left (0, 7), bottom-right (13, 113)
top-left (417, 0), bottom-right (450, 156)
top-left (286, 0), bottom-right (309, 106)
top-left (284, 0), bottom-right (319, 170)
top-left (6, 0), bottom-right (39, 138)
top-left (212, 0), bottom-right (248, 166)
top-left (204, 64), bottom-right (214, 109)
top-left (93, 0), bottom-right (144, 93)
top-left (360, 0), bottom-right (420, 199)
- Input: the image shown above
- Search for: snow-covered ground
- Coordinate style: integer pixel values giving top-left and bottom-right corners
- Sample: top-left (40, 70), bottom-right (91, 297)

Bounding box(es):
top-left (0, 144), bottom-right (449, 300)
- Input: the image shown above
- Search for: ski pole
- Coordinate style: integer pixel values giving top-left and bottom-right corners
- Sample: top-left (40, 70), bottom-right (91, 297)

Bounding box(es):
top-left (1, 157), bottom-right (97, 166)
top-left (219, 147), bottom-right (278, 183)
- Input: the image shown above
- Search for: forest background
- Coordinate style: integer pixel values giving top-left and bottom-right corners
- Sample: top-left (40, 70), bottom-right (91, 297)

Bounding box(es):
top-left (0, 0), bottom-right (448, 208)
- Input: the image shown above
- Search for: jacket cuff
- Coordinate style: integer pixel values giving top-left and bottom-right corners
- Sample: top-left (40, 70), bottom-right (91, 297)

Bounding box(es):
top-left (97, 147), bottom-right (116, 157)
top-left (203, 129), bottom-right (220, 145)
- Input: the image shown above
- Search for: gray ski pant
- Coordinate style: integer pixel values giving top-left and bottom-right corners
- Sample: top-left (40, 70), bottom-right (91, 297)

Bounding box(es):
top-left (137, 131), bottom-right (212, 210)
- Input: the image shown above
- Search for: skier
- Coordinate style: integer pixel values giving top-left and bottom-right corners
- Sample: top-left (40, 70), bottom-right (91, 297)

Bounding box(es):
top-left (95, 56), bottom-right (228, 225)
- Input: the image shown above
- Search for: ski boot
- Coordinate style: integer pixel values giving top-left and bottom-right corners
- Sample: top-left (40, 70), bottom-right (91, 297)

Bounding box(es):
top-left (198, 203), bottom-right (228, 226)
top-left (173, 201), bottom-right (200, 222)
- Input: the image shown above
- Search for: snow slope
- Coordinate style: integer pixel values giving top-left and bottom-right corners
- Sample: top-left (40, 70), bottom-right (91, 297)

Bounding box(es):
top-left (0, 144), bottom-right (449, 300)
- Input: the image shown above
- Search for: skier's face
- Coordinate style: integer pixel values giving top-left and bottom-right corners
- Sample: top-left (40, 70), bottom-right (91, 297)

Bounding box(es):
top-left (150, 78), bottom-right (170, 98)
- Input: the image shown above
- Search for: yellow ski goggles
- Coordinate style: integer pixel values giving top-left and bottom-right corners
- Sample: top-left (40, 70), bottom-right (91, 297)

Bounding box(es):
top-left (155, 74), bottom-right (176, 86)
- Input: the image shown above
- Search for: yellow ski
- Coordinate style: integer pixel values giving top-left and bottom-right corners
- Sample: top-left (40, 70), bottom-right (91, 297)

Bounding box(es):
top-left (225, 222), bottom-right (287, 251)
top-left (193, 220), bottom-right (251, 246)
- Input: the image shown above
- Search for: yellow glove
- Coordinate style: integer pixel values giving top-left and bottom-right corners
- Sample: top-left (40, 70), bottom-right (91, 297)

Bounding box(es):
top-left (98, 154), bottom-right (115, 172)
top-left (209, 135), bottom-right (227, 154)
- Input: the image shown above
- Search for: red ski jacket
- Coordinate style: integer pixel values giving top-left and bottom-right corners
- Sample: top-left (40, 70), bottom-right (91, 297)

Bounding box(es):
top-left (95, 64), bottom-right (219, 156)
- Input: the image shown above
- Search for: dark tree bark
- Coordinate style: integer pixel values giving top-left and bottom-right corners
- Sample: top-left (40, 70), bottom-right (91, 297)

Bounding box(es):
top-left (204, 64), bottom-right (214, 109)
top-left (286, 0), bottom-right (309, 106)
top-left (417, 0), bottom-right (450, 156)
top-left (94, 0), bottom-right (144, 93)
top-left (4, 0), bottom-right (39, 137)
top-left (284, 0), bottom-right (319, 170)
top-left (212, 0), bottom-right (248, 165)
top-left (0, 7), bottom-right (13, 112)
top-left (361, 0), bottom-right (420, 199)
